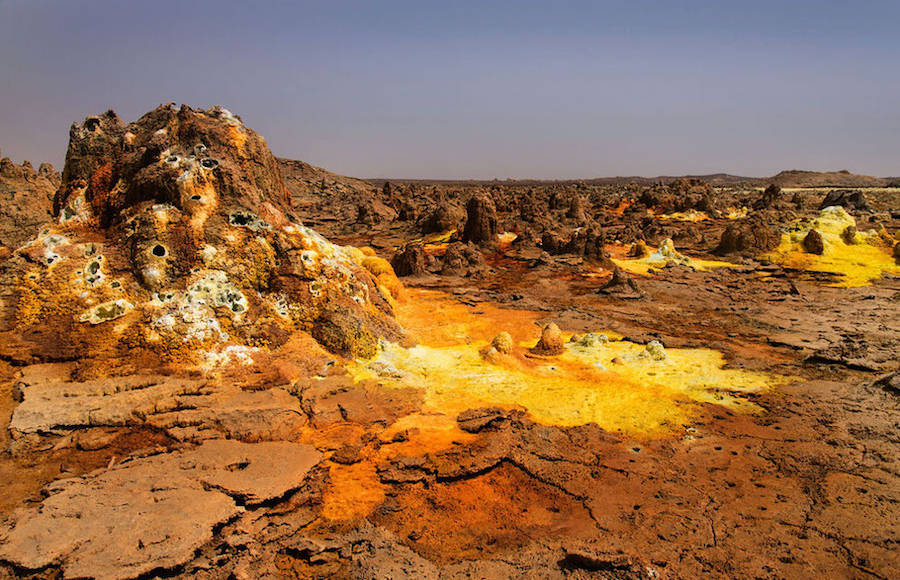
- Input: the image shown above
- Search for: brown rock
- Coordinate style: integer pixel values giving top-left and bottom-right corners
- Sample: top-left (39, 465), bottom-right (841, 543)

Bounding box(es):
top-left (0, 155), bottom-right (56, 248)
top-left (441, 241), bottom-right (485, 276)
top-left (420, 203), bottom-right (463, 234)
top-left (820, 189), bottom-right (870, 212)
top-left (391, 243), bottom-right (426, 277)
top-left (598, 265), bottom-right (643, 299)
top-left (530, 322), bottom-right (564, 356)
top-left (462, 193), bottom-right (497, 244)
top-left (0, 440), bottom-right (321, 579)
top-left (541, 230), bottom-right (566, 254)
top-left (0, 104), bottom-right (402, 366)
top-left (628, 240), bottom-right (651, 258)
top-left (753, 184), bottom-right (782, 210)
top-left (566, 195), bottom-right (587, 222)
top-left (802, 229), bottom-right (825, 255)
top-left (841, 224), bottom-right (858, 245)
top-left (491, 331), bottom-right (514, 354)
top-left (714, 217), bottom-right (779, 256)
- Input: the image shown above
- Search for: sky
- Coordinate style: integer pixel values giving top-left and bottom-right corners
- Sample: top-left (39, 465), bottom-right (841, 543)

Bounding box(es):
top-left (1, 0), bottom-right (898, 179)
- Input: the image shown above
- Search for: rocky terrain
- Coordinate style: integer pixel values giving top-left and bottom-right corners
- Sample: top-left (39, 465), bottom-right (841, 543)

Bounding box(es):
top-left (0, 154), bottom-right (58, 253)
top-left (0, 106), bottom-right (897, 580)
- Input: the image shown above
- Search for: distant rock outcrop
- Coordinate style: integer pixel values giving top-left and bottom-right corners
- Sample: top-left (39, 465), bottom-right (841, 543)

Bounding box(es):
top-left (819, 189), bottom-right (871, 212)
top-left (767, 170), bottom-right (887, 189)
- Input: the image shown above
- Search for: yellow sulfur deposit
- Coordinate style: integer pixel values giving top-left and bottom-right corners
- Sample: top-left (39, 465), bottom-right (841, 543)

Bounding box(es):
top-left (348, 289), bottom-right (791, 438)
top-left (613, 238), bottom-right (737, 276)
top-left (658, 207), bottom-right (747, 222)
top-left (761, 206), bottom-right (898, 287)
top-left (726, 207), bottom-right (749, 220)
top-left (402, 229), bottom-right (457, 254)
top-left (659, 209), bottom-right (709, 222)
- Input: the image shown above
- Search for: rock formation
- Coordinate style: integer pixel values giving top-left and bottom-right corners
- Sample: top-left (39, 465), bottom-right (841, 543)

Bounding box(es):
top-left (462, 192), bottom-right (498, 244)
top-left (598, 265), bottom-right (643, 299)
top-left (420, 200), bottom-right (463, 234)
top-left (0, 439), bottom-right (321, 579)
top-left (752, 183), bottom-right (782, 210)
top-left (714, 217), bottom-right (779, 256)
top-left (491, 331), bottom-right (514, 354)
top-left (820, 189), bottom-right (871, 212)
top-left (440, 241), bottom-right (486, 276)
top-left (391, 243), bottom-right (427, 276)
top-left (0, 104), bottom-right (403, 368)
top-left (0, 157), bottom-right (57, 249)
top-left (530, 323), bottom-right (564, 356)
top-left (802, 229), bottom-right (825, 255)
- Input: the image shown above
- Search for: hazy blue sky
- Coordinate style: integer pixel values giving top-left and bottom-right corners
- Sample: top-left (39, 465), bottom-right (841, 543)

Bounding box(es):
top-left (1, 0), bottom-right (898, 179)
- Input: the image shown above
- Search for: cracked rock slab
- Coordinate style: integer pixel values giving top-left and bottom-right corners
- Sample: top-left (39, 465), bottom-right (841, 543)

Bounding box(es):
top-left (9, 367), bottom-right (306, 443)
top-left (0, 439), bottom-right (321, 580)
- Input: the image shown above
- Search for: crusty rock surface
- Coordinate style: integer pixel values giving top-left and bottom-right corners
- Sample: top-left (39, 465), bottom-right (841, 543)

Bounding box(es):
top-left (461, 192), bottom-right (498, 244)
top-left (391, 243), bottom-right (426, 277)
top-left (530, 322), bottom-right (564, 356)
top-left (820, 189), bottom-right (870, 212)
top-left (0, 157), bottom-right (57, 248)
top-left (802, 228), bottom-right (825, 254)
top-left (9, 364), bottom-right (308, 445)
top-left (0, 439), bottom-right (321, 579)
top-left (0, 104), bottom-right (402, 368)
top-left (713, 216), bottom-right (779, 256)
top-left (598, 265), bottom-right (643, 299)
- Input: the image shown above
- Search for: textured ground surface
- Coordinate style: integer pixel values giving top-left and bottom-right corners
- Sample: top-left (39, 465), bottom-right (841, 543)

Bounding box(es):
top-left (0, 110), bottom-right (897, 579)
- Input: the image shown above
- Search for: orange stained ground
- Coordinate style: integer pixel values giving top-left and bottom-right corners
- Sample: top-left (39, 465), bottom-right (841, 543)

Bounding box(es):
top-left (372, 462), bottom-right (597, 563)
top-left (317, 413), bottom-right (479, 522)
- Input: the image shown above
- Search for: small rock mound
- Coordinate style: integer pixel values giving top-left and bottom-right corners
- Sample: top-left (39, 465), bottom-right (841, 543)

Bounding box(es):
top-left (0, 155), bottom-right (57, 249)
top-left (491, 331), bottom-right (514, 354)
top-left (598, 265), bottom-right (643, 299)
top-left (420, 201), bottom-right (463, 234)
top-left (802, 229), bottom-right (825, 255)
top-left (752, 184), bottom-right (782, 210)
top-left (530, 322), bottom-right (564, 356)
top-left (440, 241), bottom-right (485, 276)
top-left (628, 240), bottom-right (651, 258)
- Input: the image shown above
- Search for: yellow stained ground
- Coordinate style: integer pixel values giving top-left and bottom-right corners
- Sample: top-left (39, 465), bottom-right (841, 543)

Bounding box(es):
top-left (348, 289), bottom-right (791, 438)
top-left (612, 239), bottom-right (737, 276)
top-left (658, 209), bottom-right (709, 222)
top-left (400, 229), bottom-right (457, 254)
top-left (761, 206), bottom-right (898, 287)
top-left (657, 207), bottom-right (747, 222)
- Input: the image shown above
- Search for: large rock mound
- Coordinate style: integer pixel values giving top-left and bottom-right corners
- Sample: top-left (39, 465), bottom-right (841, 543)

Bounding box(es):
top-left (0, 104), bottom-right (402, 369)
